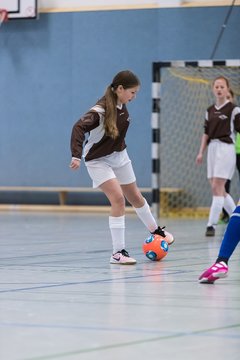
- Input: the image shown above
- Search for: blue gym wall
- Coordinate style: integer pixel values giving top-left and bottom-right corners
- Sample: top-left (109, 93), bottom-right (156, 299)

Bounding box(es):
top-left (0, 6), bottom-right (240, 191)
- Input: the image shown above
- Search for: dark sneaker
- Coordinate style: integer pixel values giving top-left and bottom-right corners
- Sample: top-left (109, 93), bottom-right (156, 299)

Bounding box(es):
top-left (152, 226), bottom-right (175, 245)
top-left (110, 249), bottom-right (137, 265)
top-left (205, 226), bottom-right (215, 237)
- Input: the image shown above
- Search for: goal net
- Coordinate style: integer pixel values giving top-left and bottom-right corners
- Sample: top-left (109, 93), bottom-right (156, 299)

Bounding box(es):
top-left (151, 60), bottom-right (240, 218)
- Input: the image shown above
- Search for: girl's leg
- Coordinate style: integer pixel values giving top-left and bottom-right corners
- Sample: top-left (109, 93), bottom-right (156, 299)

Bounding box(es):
top-left (99, 179), bottom-right (136, 264)
top-left (206, 178), bottom-right (232, 235)
top-left (221, 180), bottom-right (231, 222)
top-left (207, 194), bottom-right (224, 227)
top-left (199, 203), bottom-right (240, 284)
top-left (237, 154), bottom-right (240, 181)
top-left (100, 178), bottom-right (125, 217)
top-left (121, 182), bottom-right (157, 232)
top-left (121, 182), bottom-right (174, 244)
top-left (217, 204), bottom-right (240, 263)
top-left (224, 179), bottom-right (231, 194)
top-left (223, 193), bottom-right (236, 216)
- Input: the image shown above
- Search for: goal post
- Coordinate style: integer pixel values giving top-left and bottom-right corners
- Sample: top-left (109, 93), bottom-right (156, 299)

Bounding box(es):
top-left (151, 60), bottom-right (240, 218)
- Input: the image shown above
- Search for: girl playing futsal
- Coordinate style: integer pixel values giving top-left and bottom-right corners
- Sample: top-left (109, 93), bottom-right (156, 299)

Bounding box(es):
top-left (196, 76), bottom-right (240, 237)
top-left (70, 70), bottom-right (174, 264)
top-left (199, 198), bottom-right (240, 283)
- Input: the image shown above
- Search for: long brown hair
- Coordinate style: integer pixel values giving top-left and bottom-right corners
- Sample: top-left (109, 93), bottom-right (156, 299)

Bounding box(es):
top-left (99, 70), bottom-right (140, 139)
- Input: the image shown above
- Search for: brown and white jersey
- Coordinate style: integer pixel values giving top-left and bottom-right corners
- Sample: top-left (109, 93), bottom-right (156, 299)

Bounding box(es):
top-left (71, 97), bottom-right (130, 161)
top-left (204, 101), bottom-right (240, 144)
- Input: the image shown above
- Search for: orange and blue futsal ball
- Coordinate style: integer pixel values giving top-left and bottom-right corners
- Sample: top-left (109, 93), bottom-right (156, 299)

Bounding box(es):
top-left (142, 234), bottom-right (168, 261)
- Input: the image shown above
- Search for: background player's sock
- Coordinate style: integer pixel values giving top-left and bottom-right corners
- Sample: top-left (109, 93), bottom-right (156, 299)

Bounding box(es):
top-left (207, 196), bottom-right (224, 226)
top-left (223, 193), bottom-right (236, 216)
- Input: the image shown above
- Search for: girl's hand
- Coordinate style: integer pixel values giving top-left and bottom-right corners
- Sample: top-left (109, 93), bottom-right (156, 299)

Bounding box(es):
top-left (69, 158), bottom-right (81, 170)
top-left (196, 153), bottom-right (203, 165)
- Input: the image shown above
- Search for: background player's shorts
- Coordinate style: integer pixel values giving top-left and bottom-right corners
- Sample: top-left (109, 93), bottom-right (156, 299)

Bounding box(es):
top-left (85, 149), bottom-right (136, 188)
top-left (207, 140), bottom-right (236, 179)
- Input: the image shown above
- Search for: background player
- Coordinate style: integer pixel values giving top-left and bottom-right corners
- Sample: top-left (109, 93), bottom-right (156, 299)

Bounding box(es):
top-left (196, 76), bottom-right (240, 236)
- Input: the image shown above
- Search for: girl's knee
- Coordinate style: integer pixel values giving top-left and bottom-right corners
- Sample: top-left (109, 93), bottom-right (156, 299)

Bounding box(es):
top-left (112, 193), bottom-right (125, 207)
top-left (129, 193), bottom-right (145, 208)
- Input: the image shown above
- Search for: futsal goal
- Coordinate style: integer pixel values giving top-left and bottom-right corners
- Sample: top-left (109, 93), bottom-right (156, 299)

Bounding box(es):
top-left (151, 60), bottom-right (240, 218)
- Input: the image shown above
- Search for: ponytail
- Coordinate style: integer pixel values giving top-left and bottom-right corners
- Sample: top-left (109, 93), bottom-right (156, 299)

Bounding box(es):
top-left (99, 70), bottom-right (140, 139)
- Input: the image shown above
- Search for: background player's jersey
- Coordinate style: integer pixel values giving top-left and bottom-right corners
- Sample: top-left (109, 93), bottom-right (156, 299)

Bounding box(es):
top-left (204, 101), bottom-right (240, 144)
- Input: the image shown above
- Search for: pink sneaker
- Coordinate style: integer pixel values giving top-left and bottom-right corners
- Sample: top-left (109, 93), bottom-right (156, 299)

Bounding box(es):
top-left (199, 261), bottom-right (228, 284)
top-left (110, 249), bottom-right (137, 265)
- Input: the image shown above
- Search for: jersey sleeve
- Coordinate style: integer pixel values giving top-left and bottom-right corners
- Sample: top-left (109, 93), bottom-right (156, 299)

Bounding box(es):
top-left (70, 111), bottom-right (100, 159)
top-left (203, 110), bottom-right (209, 135)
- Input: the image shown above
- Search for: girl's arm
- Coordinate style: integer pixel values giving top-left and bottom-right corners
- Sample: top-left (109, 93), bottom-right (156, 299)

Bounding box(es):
top-left (196, 133), bottom-right (209, 165)
top-left (70, 111), bottom-right (100, 160)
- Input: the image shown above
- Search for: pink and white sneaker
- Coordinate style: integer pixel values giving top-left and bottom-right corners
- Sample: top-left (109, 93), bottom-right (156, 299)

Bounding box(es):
top-left (152, 226), bottom-right (175, 245)
top-left (199, 261), bottom-right (228, 284)
top-left (110, 249), bottom-right (137, 265)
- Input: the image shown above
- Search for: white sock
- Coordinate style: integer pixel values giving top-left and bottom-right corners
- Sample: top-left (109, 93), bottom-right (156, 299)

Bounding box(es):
top-left (109, 215), bottom-right (125, 254)
top-left (134, 198), bottom-right (157, 233)
top-left (208, 196), bottom-right (224, 227)
top-left (223, 193), bottom-right (236, 216)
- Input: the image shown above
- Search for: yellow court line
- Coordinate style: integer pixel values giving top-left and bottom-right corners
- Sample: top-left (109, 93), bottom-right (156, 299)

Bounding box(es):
top-left (182, 0), bottom-right (240, 7)
top-left (39, 1), bottom-right (240, 13)
top-left (39, 4), bottom-right (158, 13)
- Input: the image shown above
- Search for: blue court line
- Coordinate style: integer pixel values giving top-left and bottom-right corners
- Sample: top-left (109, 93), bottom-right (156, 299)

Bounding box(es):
top-left (0, 242), bottom-right (222, 263)
top-left (0, 249), bottom-right (108, 262)
top-left (0, 269), bottom-right (187, 294)
top-left (1, 320), bottom-right (240, 338)
top-left (0, 321), bottom-right (186, 334)
top-left (0, 244), bottom-right (225, 266)
top-left (24, 323), bottom-right (240, 360)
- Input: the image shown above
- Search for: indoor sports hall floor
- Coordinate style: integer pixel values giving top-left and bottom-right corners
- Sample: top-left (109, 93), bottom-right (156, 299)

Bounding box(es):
top-left (0, 211), bottom-right (239, 360)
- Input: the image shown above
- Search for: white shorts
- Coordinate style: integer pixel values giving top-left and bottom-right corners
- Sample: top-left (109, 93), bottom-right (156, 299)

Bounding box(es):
top-left (85, 149), bottom-right (136, 188)
top-left (207, 140), bottom-right (236, 179)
